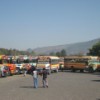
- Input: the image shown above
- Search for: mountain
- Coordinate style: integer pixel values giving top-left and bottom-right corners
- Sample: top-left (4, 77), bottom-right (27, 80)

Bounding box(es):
top-left (27, 48), bottom-right (33, 53)
top-left (33, 38), bottom-right (100, 55)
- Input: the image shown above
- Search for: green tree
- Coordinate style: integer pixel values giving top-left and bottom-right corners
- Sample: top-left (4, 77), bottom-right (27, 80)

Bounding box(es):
top-left (87, 41), bottom-right (100, 56)
top-left (56, 52), bottom-right (61, 57)
top-left (49, 52), bottom-right (56, 56)
top-left (0, 48), bottom-right (36, 56)
top-left (30, 51), bottom-right (35, 55)
top-left (60, 49), bottom-right (66, 57)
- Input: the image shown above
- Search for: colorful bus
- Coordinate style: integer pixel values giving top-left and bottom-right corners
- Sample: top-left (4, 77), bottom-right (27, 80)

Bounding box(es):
top-left (0, 55), bottom-right (16, 75)
top-left (36, 56), bottom-right (60, 74)
top-left (88, 57), bottom-right (100, 72)
top-left (64, 56), bottom-right (98, 72)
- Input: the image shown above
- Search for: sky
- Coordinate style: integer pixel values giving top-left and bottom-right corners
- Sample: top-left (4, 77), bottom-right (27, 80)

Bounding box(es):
top-left (0, 0), bottom-right (100, 50)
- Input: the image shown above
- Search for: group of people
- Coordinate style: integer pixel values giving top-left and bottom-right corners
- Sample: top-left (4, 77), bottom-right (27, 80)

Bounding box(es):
top-left (33, 67), bottom-right (48, 89)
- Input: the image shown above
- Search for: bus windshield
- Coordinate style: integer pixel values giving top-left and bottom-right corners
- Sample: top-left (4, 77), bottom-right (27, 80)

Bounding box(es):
top-left (37, 61), bottom-right (49, 64)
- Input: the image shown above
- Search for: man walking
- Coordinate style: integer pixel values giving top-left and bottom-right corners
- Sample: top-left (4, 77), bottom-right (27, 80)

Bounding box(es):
top-left (42, 68), bottom-right (48, 88)
top-left (33, 68), bottom-right (38, 88)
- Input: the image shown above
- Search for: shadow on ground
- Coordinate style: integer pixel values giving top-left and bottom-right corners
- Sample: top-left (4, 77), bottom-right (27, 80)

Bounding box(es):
top-left (96, 98), bottom-right (100, 100)
top-left (20, 86), bottom-right (43, 89)
top-left (91, 80), bottom-right (100, 82)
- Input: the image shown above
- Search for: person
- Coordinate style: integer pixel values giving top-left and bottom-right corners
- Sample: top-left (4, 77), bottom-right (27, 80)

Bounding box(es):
top-left (0, 67), bottom-right (2, 77)
top-left (60, 64), bottom-right (64, 72)
top-left (33, 67), bottom-right (38, 88)
top-left (23, 66), bottom-right (27, 77)
top-left (42, 68), bottom-right (48, 88)
top-left (1, 65), bottom-right (5, 77)
top-left (27, 65), bottom-right (35, 75)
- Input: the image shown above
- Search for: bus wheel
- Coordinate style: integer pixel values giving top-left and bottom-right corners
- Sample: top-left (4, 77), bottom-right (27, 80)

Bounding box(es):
top-left (55, 69), bottom-right (58, 73)
top-left (80, 69), bottom-right (84, 73)
top-left (89, 67), bottom-right (94, 73)
top-left (4, 72), bottom-right (7, 77)
top-left (71, 67), bottom-right (75, 72)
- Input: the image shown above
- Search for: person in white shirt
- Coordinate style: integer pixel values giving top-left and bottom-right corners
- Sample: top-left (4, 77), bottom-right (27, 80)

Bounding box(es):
top-left (33, 68), bottom-right (38, 88)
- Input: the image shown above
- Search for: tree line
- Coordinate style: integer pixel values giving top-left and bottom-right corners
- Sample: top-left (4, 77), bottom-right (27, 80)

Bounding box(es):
top-left (49, 49), bottom-right (67, 57)
top-left (0, 41), bottom-right (100, 56)
top-left (0, 48), bottom-right (35, 56)
top-left (87, 41), bottom-right (100, 56)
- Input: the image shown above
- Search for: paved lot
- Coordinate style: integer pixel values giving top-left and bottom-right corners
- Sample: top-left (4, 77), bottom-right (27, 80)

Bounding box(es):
top-left (0, 71), bottom-right (100, 100)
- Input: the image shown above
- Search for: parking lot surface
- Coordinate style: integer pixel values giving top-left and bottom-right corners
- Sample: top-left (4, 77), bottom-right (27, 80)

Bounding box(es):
top-left (0, 71), bottom-right (100, 100)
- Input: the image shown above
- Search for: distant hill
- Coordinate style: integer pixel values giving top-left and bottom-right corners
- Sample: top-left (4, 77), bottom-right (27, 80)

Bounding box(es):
top-left (27, 48), bottom-right (33, 53)
top-left (33, 38), bottom-right (100, 55)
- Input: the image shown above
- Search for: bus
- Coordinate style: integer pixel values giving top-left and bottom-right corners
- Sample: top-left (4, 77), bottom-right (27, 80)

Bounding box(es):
top-left (88, 57), bottom-right (100, 72)
top-left (29, 56), bottom-right (37, 67)
top-left (36, 56), bottom-right (60, 74)
top-left (64, 56), bottom-right (98, 72)
top-left (0, 55), bottom-right (16, 75)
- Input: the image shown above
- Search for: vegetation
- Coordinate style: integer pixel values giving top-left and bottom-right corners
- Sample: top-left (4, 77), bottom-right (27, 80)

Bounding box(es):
top-left (0, 48), bottom-right (35, 56)
top-left (87, 41), bottom-right (100, 56)
top-left (49, 49), bottom-right (67, 57)
top-left (0, 48), bottom-right (67, 57)
top-left (2, 41), bottom-right (100, 57)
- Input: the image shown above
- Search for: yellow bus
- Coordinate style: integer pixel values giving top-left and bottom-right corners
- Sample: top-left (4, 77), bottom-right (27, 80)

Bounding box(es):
top-left (36, 56), bottom-right (60, 74)
top-left (64, 56), bottom-right (98, 72)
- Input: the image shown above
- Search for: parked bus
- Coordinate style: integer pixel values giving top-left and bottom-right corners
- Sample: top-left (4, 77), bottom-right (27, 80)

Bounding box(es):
top-left (64, 56), bottom-right (98, 72)
top-left (18, 55), bottom-right (31, 73)
top-left (29, 56), bottom-right (37, 67)
top-left (36, 56), bottom-right (60, 74)
top-left (6, 56), bottom-right (17, 75)
top-left (88, 57), bottom-right (100, 72)
top-left (0, 55), bottom-right (16, 75)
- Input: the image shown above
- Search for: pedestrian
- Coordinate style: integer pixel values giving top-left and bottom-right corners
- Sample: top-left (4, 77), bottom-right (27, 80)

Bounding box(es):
top-left (1, 65), bottom-right (5, 77)
top-left (0, 67), bottom-right (2, 77)
top-left (33, 67), bottom-right (38, 88)
top-left (23, 66), bottom-right (27, 77)
top-left (60, 64), bottom-right (64, 72)
top-left (42, 68), bottom-right (48, 88)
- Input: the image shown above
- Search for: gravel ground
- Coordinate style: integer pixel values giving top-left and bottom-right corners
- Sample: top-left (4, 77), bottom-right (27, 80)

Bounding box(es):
top-left (0, 71), bottom-right (100, 100)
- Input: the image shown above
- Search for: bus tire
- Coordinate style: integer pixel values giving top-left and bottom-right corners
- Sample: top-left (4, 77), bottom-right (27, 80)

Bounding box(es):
top-left (55, 69), bottom-right (58, 73)
top-left (71, 67), bottom-right (76, 72)
top-left (80, 69), bottom-right (84, 73)
top-left (89, 67), bottom-right (94, 73)
top-left (4, 72), bottom-right (7, 77)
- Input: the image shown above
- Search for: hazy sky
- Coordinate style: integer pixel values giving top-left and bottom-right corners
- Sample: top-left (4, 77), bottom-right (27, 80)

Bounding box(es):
top-left (0, 0), bottom-right (100, 50)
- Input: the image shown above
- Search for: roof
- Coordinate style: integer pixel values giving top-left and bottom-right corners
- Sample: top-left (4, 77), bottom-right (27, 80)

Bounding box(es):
top-left (64, 56), bottom-right (98, 60)
top-left (37, 56), bottom-right (59, 60)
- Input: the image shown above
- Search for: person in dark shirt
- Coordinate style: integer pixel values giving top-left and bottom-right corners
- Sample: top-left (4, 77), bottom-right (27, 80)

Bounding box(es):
top-left (42, 68), bottom-right (48, 88)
